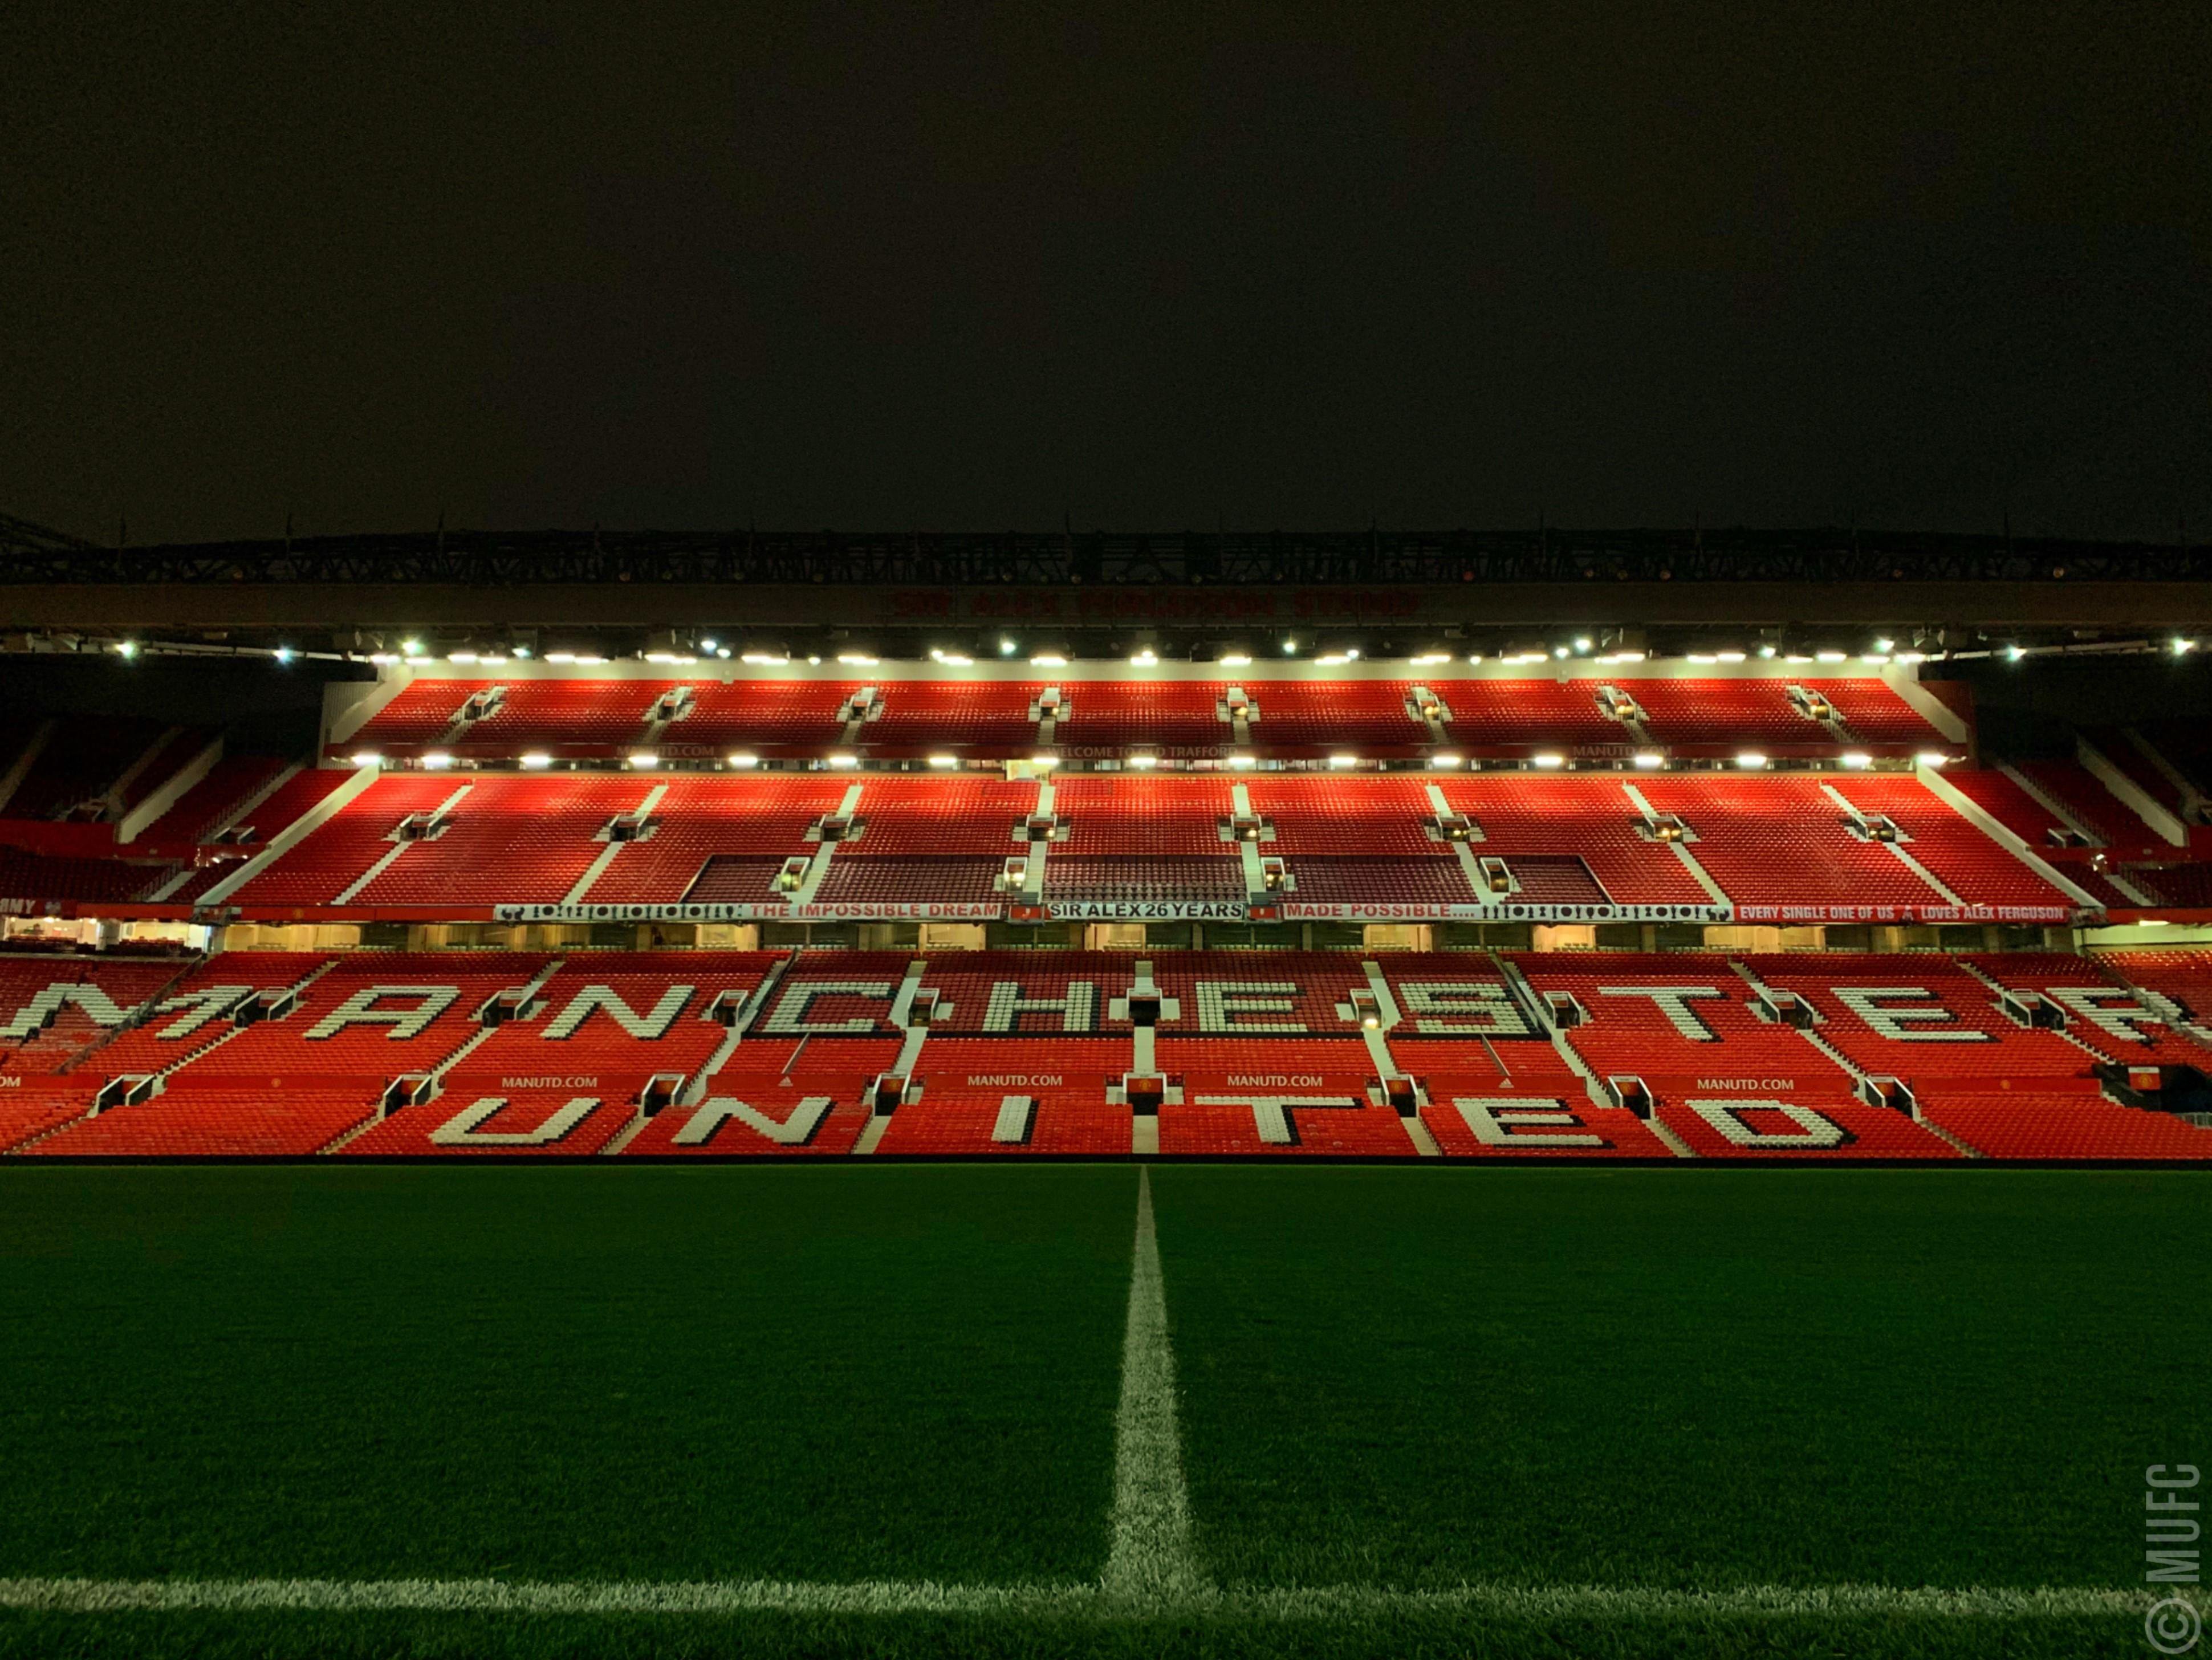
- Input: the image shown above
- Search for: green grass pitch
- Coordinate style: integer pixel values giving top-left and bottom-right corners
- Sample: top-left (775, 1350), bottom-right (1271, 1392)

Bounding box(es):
top-left (0, 1164), bottom-right (2203, 1658)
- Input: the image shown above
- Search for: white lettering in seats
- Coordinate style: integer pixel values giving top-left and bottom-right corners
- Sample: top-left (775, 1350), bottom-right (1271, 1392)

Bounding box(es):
top-left (543, 984), bottom-right (694, 1040)
top-left (304, 985), bottom-right (462, 1040)
top-left (1831, 986), bottom-right (1989, 1042)
top-left (673, 1095), bottom-right (834, 1146)
top-left (1394, 982), bottom-right (1531, 1036)
top-left (762, 982), bottom-right (894, 1035)
top-left (430, 1096), bottom-right (599, 1145)
top-left (1453, 1096), bottom-right (1607, 1147)
top-left (1196, 982), bottom-right (1306, 1033)
top-left (1597, 984), bottom-right (1725, 1041)
top-left (1688, 1098), bottom-right (1851, 1148)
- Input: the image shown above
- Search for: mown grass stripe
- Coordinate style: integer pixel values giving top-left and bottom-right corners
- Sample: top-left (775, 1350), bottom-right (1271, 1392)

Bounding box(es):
top-left (1101, 1166), bottom-right (1210, 1608)
top-left (0, 1576), bottom-right (2153, 1621)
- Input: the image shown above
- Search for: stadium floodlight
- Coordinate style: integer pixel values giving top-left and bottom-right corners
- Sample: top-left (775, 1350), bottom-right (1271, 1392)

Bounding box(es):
top-left (716, 648), bottom-right (731, 659)
top-left (999, 638), bottom-right (1018, 656)
top-left (1229, 752), bottom-right (1257, 768)
top-left (1430, 752), bottom-right (1464, 768)
top-left (2175, 638), bottom-right (2198, 656)
top-left (1282, 638), bottom-right (1297, 654)
top-left (1128, 754), bottom-right (1159, 768)
top-left (422, 752), bottom-right (454, 769)
top-left (1783, 653), bottom-right (1813, 664)
top-left (1318, 653), bottom-right (1351, 665)
top-left (837, 652), bottom-right (879, 666)
top-left (1735, 752), bottom-right (1767, 770)
top-left (1018, 653), bottom-right (1059, 667)
top-left (644, 651), bottom-right (680, 664)
top-left (1219, 653), bottom-right (1252, 666)
top-left (1552, 645), bottom-right (1570, 659)
top-left (629, 752), bottom-right (660, 768)
top-left (726, 752), bottom-right (759, 768)
top-left (479, 654), bottom-right (507, 665)
top-left (114, 640), bottom-right (140, 659)
top-left (926, 754), bottom-right (958, 768)
top-left (1894, 651), bottom-right (1926, 665)
top-left (827, 752), bottom-right (859, 767)
top-left (1030, 754), bottom-right (1059, 767)
top-left (1573, 637), bottom-right (1592, 653)
top-left (545, 652), bottom-right (576, 664)
top-left (1916, 752), bottom-right (1950, 768)
top-left (513, 646), bottom-right (532, 660)
top-left (740, 651), bottom-right (788, 665)
top-left (1840, 751), bottom-right (1873, 768)
top-left (350, 752), bottom-right (381, 768)
top-left (1874, 637), bottom-right (1895, 653)
top-left (1687, 653), bottom-right (1718, 665)
top-left (367, 652), bottom-right (399, 665)
top-left (1633, 751), bottom-right (1665, 768)
top-left (2139, 918), bottom-right (2173, 927)
top-left (519, 753), bottom-right (552, 769)
top-left (1131, 649), bottom-right (1158, 666)
top-left (1411, 652), bottom-right (1451, 665)
top-left (401, 638), bottom-right (422, 656)
top-left (806, 656), bottom-right (822, 665)
top-left (449, 651), bottom-right (478, 664)
top-left (1345, 647), bottom-right (1361, 660)
top-left (1531, 754), bottom-right (1565, 769)
top-left (936, 652), bottom-right (973, 666)
top-left (1816, 650), bottom-right (1847, 664)
top-left (1861, 653), bottom-right (1890, 664)
top-left (699, 638), bottom-right (717, 653)
top-left (273, 646), bottom-right (296, 665)
top-left (1599, 650), bottom-right (1647, 664)
top-left (574, 654), bottom-right (608, 665)
top-left (1328, 754), bottom-right (1359, 767)
top-left (1716, 650), bottom-right (1747, 663)
top-left (1758, 644), bottom-right (1778, 658)
top-left (1465, 653), bottom-right (1485, 664)
top-left (2006, 644), bottom-right (2027, 662)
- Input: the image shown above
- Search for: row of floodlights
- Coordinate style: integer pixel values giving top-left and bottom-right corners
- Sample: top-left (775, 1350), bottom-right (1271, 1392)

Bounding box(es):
top-left (104, 635), bottom-right (2206, 666)
top-left (351, 748), bottom-right (1954, 772)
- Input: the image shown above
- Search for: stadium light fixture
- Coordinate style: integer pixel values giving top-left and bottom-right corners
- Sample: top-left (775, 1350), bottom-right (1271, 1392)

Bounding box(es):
top-left (1599, 650), bottom-right (1647, 664)
top-left (827, 753), bottom-right (859, 768)
top-left (479, 654), bottom-right (507, 665)
top-left (1131, 649), bottom-right (1158, 666)
top-left (350, 752), bottom-right (381, 767)
top-left (1783, 653), bottom-right (1813, 664)
top-left (1328, 754), bottom-right (1359, 767)
top-left (1030, 754), bottom-right (1059, 767)
top-left (936, 652), bottom-right (974, 666)
top-left (1894, 651), bottom-right (1926, 665)
top-left (401, 638), bottom-right (422, 656)
top-left (1411, 652), bottom-right (1451, 665)
top-left (1633, 751), bottom-right (1665, 769)
top-left (1220, 653), bottom-right (1252, 666)
top-left (1531, 754), bottom-right (1564, 769)
top-left (422, 752), bottom-right (454, 768)
top-left (1758, 644), bottom-right (1778, 659)
top-left (545, 652), bottom-right (576, 664)
top-left (699, 638), bottom-right (717, 653)
top-left (1816, 650), bottom-right (1847, 664)
top-left (1318, 653), bottom-right (1352, 665)
top-left (926, 754), bottom-right (958, 768)
top-left (727, 752), bottom-right (759, 768)
top-left (367, 652), bottom-right (400, 665)
top-left (740, 651), bottom-right (788, 665)
top-left (2006, 644), bottom-right (2027, 662)
top-left (115, 640), bottom-right (140, 659)
top-left (837, 652), bottom-right (878, 666)
top-left (1716, 650), bottom-right (1746, 664)
top-left (1687, 653), bottom-right (1718, 665)
top-left (449, 651), bottom-right (479, 664)
top-left (1282, 639), bottom-right (1297, 654)
top-left (1430, 752), bottom-right (1464, 767)
top-left (273, 646), bottom-right (296, 665)
top-left (513, 646), bottom-right (532, 660)
top-left (1916, 752), bottom-right (1950, 768)
top-left (1465, 653), bottom-right (1486, 664)
top-left (628, 752), bottom-right (660, 768)
top-left (1573, 637), bottom-right (1592, 653)
top-left (574, 654), bottom-right (608, 666)
top-left (999, 638), bottom-right (1018, 656)
top-left (1874, 637), bottom-right (1895, 653)
top-left (1861, 653), bottom-right (1890, 664)
top-left (1552, 645), bottom-right (1570, 659)
top-left (2175, 637), bottom-right (2198, 656)
top-left (519, 753), bottom-right (552, 769)
top-left (1129, 754), bottom-right (1159, 768)
top-left (1229, 752), bottom-right (1257, 768)
top-left (1839, 751), bottom-right (1873, 768)
top-left (1029, 653), bottom-right (1067, 667)
top-left (1735, 752), bottom-right (1768, 770)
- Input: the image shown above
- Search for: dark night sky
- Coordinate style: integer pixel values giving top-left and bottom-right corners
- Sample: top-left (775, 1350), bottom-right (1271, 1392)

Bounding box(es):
top-left (5, 2), bottom-right (2206, 545)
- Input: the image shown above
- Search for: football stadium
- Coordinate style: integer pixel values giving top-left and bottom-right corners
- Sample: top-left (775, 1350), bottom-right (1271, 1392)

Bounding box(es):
top-left (0, 524), bottom-right (2205, 1657)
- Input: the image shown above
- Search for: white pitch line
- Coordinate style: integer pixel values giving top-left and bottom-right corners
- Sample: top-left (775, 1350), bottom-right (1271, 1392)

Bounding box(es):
top-left (0, 1576), bottom-right (2154, 1622)
top-left (1100, 1165), bottom-right (1211, 1609)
